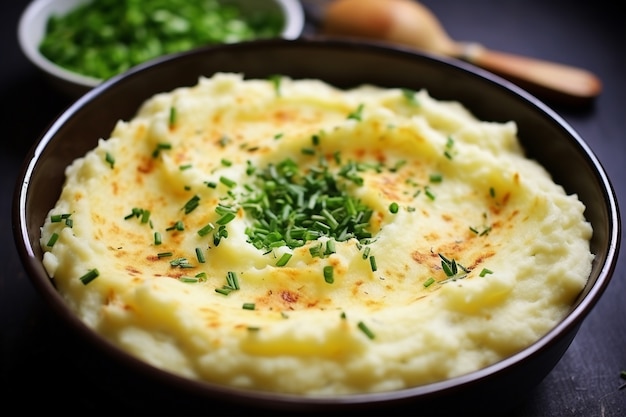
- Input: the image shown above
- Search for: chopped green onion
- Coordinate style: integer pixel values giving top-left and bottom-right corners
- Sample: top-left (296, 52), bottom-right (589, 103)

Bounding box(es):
top-left (157, 251), bottom-right (173, 258)
top-left (369, 256), bottom-right (377, 272)
top-left (152, 142), bottom-right (172, 158)
top-left (46, 232), bottom-right (59, 247)
top-left (182, 195), bottom-right (200, 214)
top-left (105, 152), bottom-right (115, 168)
top-left (479, 268), bottom-right (493, 277)
top-left (424, 187), bottom-right (436, 200)
top-left (219, 176), bottom-right (237, 188)
top-left (195, 247), bottom-right (206, 263)
top-left (429, 173), bottom-right (443, 183)
top-left (347, 103), bottom-right (364, 121)
top-left (242, 303), bottom-right (256, 310)
top-left (169, 107), bottom-right (177, 128)
top-left (216, 212), bottom-right (236, 225)
top-left (154, 232), bottom-right (162, 245)
top-left (357, 321), bottom-right (375, 339)
top-left (50, 213), bottom-right (71, 223)
top-left (276, 252), bottom-right (292, 267)
top-left (197, 223), bottom-right (215, 237)
top-left (79, 268), bottom-right (99, 285)
top-left (423, 277), bottom-right (435, 287)
top-left (226, 271), bottom-right (240, 290)
top-left (140, 209), bottom-right (151, 224)
top-left (215, 287), bottom-right (233, 296)
top-left (389, 202), bottom-right (399, 214)
top-left (166, 220), bottom-right (185, 231)
top-left (323, 265), bottom-right (334, 283)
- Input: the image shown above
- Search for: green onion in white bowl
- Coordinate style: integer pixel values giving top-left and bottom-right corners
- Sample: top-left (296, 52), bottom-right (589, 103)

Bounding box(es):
top-left (18, 0), bottom-right (304, 96)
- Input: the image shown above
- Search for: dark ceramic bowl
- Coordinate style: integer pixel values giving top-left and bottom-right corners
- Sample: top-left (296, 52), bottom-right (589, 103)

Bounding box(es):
top-left (13, 39), bottom-right (620, 415)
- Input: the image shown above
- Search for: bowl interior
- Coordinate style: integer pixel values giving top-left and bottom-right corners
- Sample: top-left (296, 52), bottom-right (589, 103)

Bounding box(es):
top-left (13, 39), bottom-right (619, 413)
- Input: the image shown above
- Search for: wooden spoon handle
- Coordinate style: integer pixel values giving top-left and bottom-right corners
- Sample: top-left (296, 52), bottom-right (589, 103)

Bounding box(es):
top-left (461, 44), bottom-right (602, 106)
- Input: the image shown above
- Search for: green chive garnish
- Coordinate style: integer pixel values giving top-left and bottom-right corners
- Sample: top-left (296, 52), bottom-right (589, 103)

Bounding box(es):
top-left (242, 303), bottom-right (256, 310)
top-left (276, 253), bottom-right (292, 267)
top-left (479, 268), bottom-right (493, 277)
top-left (323, 265), bottom-right (334, 283)
top-left (169, 106), bottom-right (177, 128)
top-left (369, 256), bottom-right (377, 272)
top-left (423, 277), bottom-right (435, 287)
top-left (357, 321), bottom-right (375, 339)
top-left (195, 247), bottom-right (206, 263)
top-left (79, 269), bottom-right (99, 285)
top-left (389, 202), bottom-right (399, 214)
top-left (46, 232), bottom-right (59, 247)
top-left (105, 152), bottom-right (115, 168)
top-left (197, 223), bottom-right (215, 237)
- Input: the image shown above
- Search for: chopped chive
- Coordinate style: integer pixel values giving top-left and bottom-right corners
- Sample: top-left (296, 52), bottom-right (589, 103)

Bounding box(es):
top-left (166, 220), bottom-right (185, 231)
top-left (389, 202), bottom-right (399, 214)
top-left (490, 187), bottom-right (496, 198)
top-left (276, 252), bottom-right (292, 267)
top-left (424, 187), bottom-right (436, 200)
top-left (242, 303), bottom-right (256, 310)
top-left (154, 232), bottom-right (162, 245)
top-left (51, 213), bottom-right (71, 223)
top-left (219, 176), bottom-right (237, 188)
top-left (169, 107), bottom-right (176, 128)
top-left (357, 321), bottom-right (375, 339)
top-left (157, 251), bottom-right (173, 258)
top-left (197, 223), bottom-right (215, 237)
top-left (152, 142), bottom-right (172, 158)
top-left (140, 209), bottom-right (151, 224)
top-left (182, 195), bottom-right (200, 214)
top-left (226, 271), bottom-right (240, 290)
top-left (46, 232), bottom-right (59, 247)
top-left (180, 276), bottom-right (199, 283)
top-left (423, 277), bottom-right (435, 287)
top-left (215, 287), bottom-right (233, 295)
top-left (105, 152), bottom-right (115, 168)
top-left (216, 212), bottom-right (236, 225)
top-left (479, 268), bottom-right (493, 277)
top-left (323, 265), bottom-right (334, 283)
top-left (325, 239), bottom-right (336, 255)
top-left (369, 256), bottom-right (377, 272)
top-left (221, 158), bottom-right (232, 167)
top-left (195, 247), bottom-right (206, 263)
top-left (79, 268), bottom-right (99, 285)
top-left (429, 173), bottom-right (443, 183)
top-left (347, 103), bottom-right (364, 121)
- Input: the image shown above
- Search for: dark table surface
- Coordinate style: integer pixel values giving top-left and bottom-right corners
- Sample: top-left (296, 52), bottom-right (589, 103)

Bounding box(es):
top-left (2, 1), bottom-right (625, 415)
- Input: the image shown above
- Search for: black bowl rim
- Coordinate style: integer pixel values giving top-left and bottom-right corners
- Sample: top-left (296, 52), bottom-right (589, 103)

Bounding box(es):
top-left (12, 38), bottom-right (621, 411)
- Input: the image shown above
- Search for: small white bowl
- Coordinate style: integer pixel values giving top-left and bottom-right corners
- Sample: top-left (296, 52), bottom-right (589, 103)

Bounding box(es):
top-left (18, 0), bottom-right (305, 96)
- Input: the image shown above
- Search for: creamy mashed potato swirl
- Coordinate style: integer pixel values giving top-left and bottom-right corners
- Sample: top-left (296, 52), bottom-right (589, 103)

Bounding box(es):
top-left (40, 73), bottom-right (593, 395)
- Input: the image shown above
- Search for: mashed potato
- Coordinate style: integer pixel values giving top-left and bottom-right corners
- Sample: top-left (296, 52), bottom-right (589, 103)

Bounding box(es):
top-left (40, 73), bottom-right (593, 395)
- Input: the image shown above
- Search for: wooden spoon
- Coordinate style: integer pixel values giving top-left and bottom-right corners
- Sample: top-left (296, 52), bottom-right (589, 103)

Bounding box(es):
top-left (321, 0), bottom-right (602, 106)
